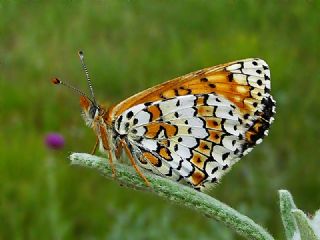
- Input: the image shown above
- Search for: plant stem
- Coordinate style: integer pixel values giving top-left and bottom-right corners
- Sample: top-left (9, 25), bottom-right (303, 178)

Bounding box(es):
top-left (70, 152), bottom-right (274, 240)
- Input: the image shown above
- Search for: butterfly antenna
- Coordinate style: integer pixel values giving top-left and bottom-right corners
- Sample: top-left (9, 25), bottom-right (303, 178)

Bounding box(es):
top-left (51, 78), bottom-right (93, 101)
top-left (78, 50), bottom-right (97, 106)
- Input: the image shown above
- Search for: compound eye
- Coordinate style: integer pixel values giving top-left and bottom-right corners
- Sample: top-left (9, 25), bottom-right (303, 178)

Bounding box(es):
top-left (89, 105), bottom-right (97, 119)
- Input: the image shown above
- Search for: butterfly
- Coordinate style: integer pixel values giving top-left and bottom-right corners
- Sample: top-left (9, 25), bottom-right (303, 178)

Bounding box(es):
top-left (52, 51), bottom-right (275, 191)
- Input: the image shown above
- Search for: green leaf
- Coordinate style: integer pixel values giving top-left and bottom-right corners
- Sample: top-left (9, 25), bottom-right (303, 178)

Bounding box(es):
top-left (292, 209), bottom-right (319, 240)
top-left (70, 153), bottom-right (274, 240)
top-left (310, 210), bottom-right (320, 237)
top-left (279, 190), bottom-right (298, 239)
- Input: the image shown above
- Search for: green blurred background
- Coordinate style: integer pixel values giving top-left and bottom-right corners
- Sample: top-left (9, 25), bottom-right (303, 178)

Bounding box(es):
top-left (1, 1), bottom-right (319, 239)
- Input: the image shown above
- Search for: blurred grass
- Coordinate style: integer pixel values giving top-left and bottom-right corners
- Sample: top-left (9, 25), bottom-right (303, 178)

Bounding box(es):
top-left (0, 0), bottom-right (319, 239)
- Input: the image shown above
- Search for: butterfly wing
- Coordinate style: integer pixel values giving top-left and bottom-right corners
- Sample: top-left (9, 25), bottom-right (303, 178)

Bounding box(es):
top-left (112, 58), bottom-right (275, 190)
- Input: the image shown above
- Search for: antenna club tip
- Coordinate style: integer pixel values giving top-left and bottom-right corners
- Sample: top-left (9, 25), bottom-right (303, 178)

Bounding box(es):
top-left (51, 78), bottom-right (61, 85)
top-left (78, 50), bottom-right (84, 59)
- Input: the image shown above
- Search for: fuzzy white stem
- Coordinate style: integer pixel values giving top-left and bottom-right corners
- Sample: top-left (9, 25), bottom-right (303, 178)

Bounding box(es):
top-left (70, 153), bottom-right (274, 240)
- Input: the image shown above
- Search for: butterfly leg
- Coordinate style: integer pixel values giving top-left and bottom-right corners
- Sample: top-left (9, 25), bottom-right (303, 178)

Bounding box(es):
top-left (98, 125), bottom-right (116, 177)
top-left (107, 150), bottom-right (116, 178)
top-left (114, 141), bottom-right (123, 159)
top-left (120, 139), bottom-right (150, 187)
top-left (90, 137), bottom-right (99, 155)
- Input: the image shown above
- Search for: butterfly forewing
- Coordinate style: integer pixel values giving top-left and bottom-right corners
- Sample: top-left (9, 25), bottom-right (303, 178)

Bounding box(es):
top-left (112, 58), bottom-right (275, 190)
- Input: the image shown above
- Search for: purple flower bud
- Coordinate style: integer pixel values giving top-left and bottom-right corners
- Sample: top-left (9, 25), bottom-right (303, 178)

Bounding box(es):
top-left (45, 133), bottom-right (65, 150)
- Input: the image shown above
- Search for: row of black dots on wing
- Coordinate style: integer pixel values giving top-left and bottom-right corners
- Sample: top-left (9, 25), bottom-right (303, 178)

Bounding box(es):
top-left (225, 59), bottom-right (271, 97)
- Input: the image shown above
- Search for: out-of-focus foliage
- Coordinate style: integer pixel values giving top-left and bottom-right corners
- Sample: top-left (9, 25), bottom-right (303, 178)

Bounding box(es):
top-left (0, 1), bottom-right (319, 239)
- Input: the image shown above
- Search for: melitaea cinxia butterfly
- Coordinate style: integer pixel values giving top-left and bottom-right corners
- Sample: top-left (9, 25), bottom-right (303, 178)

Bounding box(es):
top-left (53, 51), bottom-right (275, 191)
